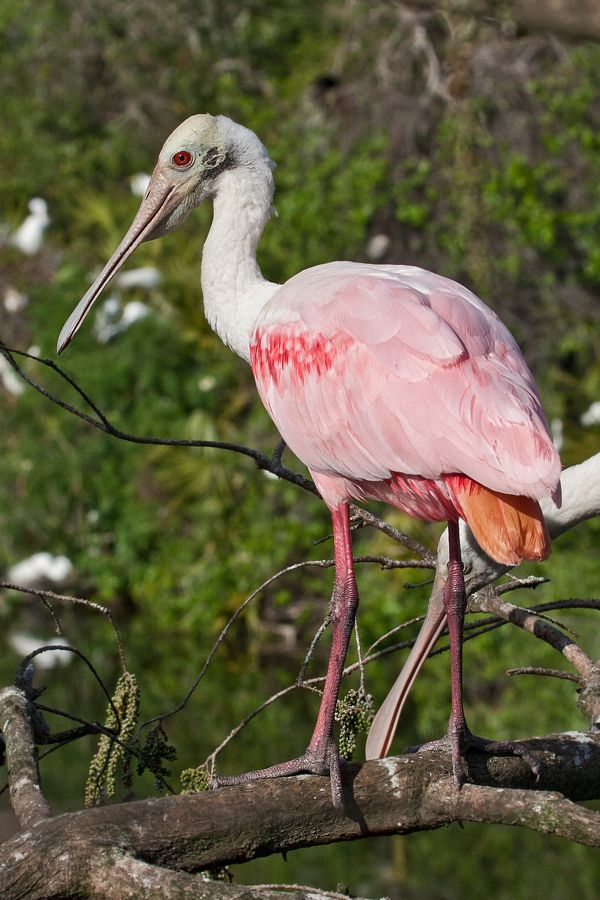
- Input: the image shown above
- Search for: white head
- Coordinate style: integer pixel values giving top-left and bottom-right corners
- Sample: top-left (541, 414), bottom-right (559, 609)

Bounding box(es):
top-left (29, 198), bottom-right (49, 220)
top-left (57, 114), bottom-right (274, 353)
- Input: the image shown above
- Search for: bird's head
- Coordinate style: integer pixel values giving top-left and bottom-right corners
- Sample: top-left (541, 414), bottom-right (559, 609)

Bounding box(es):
top-left (57, 114), bottom-right (273, 353)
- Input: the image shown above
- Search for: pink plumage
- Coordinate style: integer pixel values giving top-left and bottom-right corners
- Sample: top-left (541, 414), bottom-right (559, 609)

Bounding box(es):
top-left (58, 115), bottom-right (563, 799)
top-left (251, 262), bottom-right (560, 528)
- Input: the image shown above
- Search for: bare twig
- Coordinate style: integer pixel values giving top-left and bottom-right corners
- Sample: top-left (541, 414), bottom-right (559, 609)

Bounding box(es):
top-left (473, 591), bottom-right (596, 681)
top-left (16, 645), bottom-right (123, 730)
top-left (0, 343), bottom-right (437, 555)
top-left (351, 506), bottom-right (435, 561)
top-left (0, 582), bottom-right (127, 672)
top-left (204, 590), bottom-right (600, 768)
top-left (141, 551), bottom-right (433, 733)
top-left (507, 667), bottom-right (585, 686)
top-left (0, 344), bottom-right (315, 494)
top-left (140, 559), bottom-right (335, 732)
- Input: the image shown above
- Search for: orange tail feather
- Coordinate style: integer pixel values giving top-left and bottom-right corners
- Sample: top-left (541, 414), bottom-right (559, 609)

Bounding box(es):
top-left (445, 475), bottom-right (550, 566)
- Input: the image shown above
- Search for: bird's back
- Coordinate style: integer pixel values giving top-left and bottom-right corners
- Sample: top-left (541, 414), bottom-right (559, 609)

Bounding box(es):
top-left (250, 262), bottom-right (560, 562)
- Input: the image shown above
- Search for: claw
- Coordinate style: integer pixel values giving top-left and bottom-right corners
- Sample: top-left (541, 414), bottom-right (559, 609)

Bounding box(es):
top-left (415, 725), bottom-right (540, 788)
top-left (212, 742), bottom-right (346, 810)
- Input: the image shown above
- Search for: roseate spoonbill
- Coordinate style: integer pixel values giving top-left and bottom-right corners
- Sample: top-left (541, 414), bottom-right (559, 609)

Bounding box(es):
top-left (57, 115), bottom-right (561, 807)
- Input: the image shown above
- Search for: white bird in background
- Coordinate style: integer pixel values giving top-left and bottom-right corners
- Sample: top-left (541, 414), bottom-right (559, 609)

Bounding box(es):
top-left (3, 287), bottom-right (29, 313)
top-left (91, 267), bottom-right (159, 343)
top-left (57, 115), bottom-right (560, 807)
top-left (129, 172), bottom-right (152, 197)
top-left (8, 633), bottom-right (72, 670)
top-left (7, 552), bottom-right (73, 588)
top-left (9, 198), bottom-right (50, 255)
top-left (94, 298), bottom-right (152, 344)
top-left (116, 266), bottom-right (162, 291)
top-left (0, 356), bottom-right (25, 396)
top-left (581, 401), bottom-right (600, 428)
top-left (365, 233), bottom-right (390, 261)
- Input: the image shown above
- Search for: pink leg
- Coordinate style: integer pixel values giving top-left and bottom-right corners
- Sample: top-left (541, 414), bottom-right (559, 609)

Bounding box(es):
top-left (213, 503), bottom-right (358, 809)
top-left (441, 520), bottom-right (541, 785)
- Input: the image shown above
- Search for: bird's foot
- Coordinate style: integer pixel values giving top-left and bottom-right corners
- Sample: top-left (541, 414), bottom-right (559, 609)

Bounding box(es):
top-left (413, 723), bottom-right (541, 789)
top-left (212, 742), bottom-right (346, 810)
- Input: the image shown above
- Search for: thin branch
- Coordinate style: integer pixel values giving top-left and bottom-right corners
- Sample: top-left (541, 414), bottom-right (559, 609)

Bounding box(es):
top-left (34, 702), bottom-right (175, 795)
top-left (251, 886), bottom-right (355, 900)
top-left (0, 342), bottom-right (438, 554)
top-left (0, 343), bottom-right (315, 494)
top-left (16, 645), bottom-right (123, 730)
top-left (507, 667), bottom-right (585, 686)
top-left (205, 593), bottom-right (600, 767)
top-left (473, 591), bottom-right (597, 681)
top-left (141, 552), bottom-right (432, 733)
top-left (351, 506), bottom-right (436, 561)
top-left (496, 576), bottom-right (549, 593)
top-left (366, 613), bottom-right (427, 656)
top-left (354, 618), bottom-right (367, 697)
top-left (139, 559), bottom-right (335, 732)
top-left (296, 617), bottom-right (330, 687)
top-left (0, 582), bottom-right (127, 672)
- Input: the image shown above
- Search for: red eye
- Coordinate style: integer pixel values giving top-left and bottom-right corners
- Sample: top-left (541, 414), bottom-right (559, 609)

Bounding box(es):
top-left (171, 150), bottom-right (193, 168)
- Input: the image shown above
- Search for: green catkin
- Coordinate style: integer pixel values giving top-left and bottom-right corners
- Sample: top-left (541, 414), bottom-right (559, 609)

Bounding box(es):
top-left (85, 671), bottom-right (140, 808)
top-left (180, 764), bottom-right (211, 794)
top-left (335, 688), bottom-right (374, 760)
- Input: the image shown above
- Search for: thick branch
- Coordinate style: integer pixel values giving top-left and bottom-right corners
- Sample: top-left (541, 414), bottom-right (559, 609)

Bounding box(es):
top-left (0, 731), bottom-right (599, 898)
top-left (429, 782), bottom-right (600, 846)
top-left (87, 854), bottom-right (334, 900)
top-left (0, 687), bottom-right (51, 828)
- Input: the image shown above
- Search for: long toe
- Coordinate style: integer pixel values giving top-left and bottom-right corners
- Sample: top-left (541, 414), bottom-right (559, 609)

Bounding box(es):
top-left (213, 744), bottom-right (347, 809)
top-left (413, 730), bottom-right (539, 787)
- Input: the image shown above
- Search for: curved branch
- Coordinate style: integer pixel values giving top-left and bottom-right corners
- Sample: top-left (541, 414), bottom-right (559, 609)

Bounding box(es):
top-left (0, 342), bottom-right (431, 555)
top-left (0, 343), bottom-right (316, 495)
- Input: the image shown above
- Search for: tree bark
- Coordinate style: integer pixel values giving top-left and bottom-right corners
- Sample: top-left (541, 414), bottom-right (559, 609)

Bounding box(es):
top-left (0, 732), bottom-right (599, 898)
top-left (0, 687), bottom-right (50, 829)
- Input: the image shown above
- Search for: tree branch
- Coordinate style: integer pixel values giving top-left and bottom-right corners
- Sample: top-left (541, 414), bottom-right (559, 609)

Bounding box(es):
top-left (0, 342), bottom-right (432, 556)
top-left (0, 687), bottom-right (51, 828)
top-left (0, 731), bottom-right (599, 898)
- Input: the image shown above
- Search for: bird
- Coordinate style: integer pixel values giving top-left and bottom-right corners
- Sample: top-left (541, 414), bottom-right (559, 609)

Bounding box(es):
top-left (57, 114), bottom-right (561, 807)
top-left (9, 197), bottom-right (50, 255)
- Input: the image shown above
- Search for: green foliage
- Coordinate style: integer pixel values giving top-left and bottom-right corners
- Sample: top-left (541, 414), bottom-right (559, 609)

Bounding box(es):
top-left (1, 5), bottom-right (600, 897)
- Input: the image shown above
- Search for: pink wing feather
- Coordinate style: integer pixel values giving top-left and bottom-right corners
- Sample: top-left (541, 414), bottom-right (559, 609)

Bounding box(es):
top-left (250, 261), bottom-right (560, 762)
top-left (250, 263), bottom-right (560, 510)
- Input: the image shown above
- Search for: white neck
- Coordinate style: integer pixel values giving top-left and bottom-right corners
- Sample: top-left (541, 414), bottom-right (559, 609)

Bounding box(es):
top-left (201, 164), bottom-right (278, 362)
